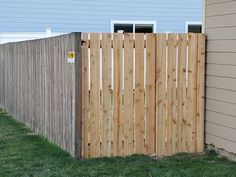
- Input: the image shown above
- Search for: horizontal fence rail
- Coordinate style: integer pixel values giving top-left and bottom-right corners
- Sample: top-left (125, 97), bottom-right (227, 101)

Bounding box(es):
top-left (81, 33), bottom-right (206, 158)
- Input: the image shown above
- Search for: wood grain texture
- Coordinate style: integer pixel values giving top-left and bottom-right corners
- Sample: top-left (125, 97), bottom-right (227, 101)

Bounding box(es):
top-left (123, 33), bottom-right (134, 156)
top-left (74, 32), bottom-right (83, 157)
top-left (197, 34), bottom-right (206, 152)
top-left (145, 33), bottom-right (156, 155)
top-left (134, 33), bottom-right (145, 154)
top-left (89, 33), bottom-right (101, 157)
top-left (82, 33), bottom-right (89, 158)
top-left (187, 33), bottom-right (198, 153)
top-left (113, 33), bottom-right (123, 156)
top-left (156, 34), bottom-right (167, 156)
top-left (0, 33), bottom-right (82, 157)
top-left (101, 33), bottom-right (112, 157)
top-left (166, 34), bottom-right (177, 155)
top-left (177, 34), bottom-right (188, 152)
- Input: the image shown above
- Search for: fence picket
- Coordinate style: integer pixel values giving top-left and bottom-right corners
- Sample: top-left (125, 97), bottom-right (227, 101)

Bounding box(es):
top-left (134, 33), bottom-right (145, 154)
top-left (197, 34), bottom-right (206, 152)
top-left (82, 33), bottom-right (89, 158)
top-left (156, 34), bottom-right (167, 156)
top-left (166, 34), bottom-right (178, 155)
top-left (145, 33), bottom-right (156, 155)
top-left (123, 33), bottom-right (134, 156)
top-left (102, 33), bottom-right (112, 157)
top-left (177, 34), bottom-right (188, 152)
top-left (89, 33), bottom-right (101, 157)
top-left (113, 33), bottom-right (123, 156)
top-left (187, 33), bottom-right (198, 153)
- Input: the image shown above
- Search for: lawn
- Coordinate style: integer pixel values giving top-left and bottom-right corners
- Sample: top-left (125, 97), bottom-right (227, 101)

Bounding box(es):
top-left (1, 109), bottom-right (236, 177)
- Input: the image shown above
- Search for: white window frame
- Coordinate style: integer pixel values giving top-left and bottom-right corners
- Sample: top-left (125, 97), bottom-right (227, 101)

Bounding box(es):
top-left (110, 20), bottom-right (157, 33)
top-left (185, 21), bottom-right (202, 33)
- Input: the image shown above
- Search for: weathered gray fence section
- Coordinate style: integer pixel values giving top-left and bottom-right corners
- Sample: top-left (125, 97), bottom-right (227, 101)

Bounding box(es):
top-left (0, 33), bottom-right (82, 156)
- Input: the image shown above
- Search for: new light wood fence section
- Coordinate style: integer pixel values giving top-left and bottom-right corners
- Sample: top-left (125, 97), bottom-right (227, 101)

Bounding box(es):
top-left (81, 33), bottom-right (206, 158)
top-left (0, 33), bottom-right (82, 156)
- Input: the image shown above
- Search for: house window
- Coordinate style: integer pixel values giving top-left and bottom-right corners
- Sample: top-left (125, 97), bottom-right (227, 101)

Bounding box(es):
top-left (185, 22), bottom-right (202, 33)
top-left (111, 21), bottom-right (157, 33)
top-left (135, 24), bottom-right (153, 33)
top-left (114, 24), bottom-right (133, 33)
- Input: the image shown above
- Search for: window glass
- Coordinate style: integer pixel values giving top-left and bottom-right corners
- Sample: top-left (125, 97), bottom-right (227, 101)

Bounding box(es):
top-left (113, 23), bottom-right (155, 33)
top-left (135, 24), bottom-right (153, 33)
top-left (114, 24), bottom-right (133, 33)
top-left (188, 25), bottom-right (202, 33)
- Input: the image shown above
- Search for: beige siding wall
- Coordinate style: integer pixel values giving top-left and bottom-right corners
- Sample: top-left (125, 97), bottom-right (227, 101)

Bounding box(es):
top-left (205, 0), bottom-right (236, 153)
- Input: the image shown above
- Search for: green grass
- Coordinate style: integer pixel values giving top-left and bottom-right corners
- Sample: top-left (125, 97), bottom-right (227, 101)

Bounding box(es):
top-left (1, 109), bottom-right (236, 177)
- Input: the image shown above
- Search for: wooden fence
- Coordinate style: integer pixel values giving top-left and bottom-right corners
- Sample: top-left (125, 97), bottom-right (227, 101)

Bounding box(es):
top-left (0, 32), bottom-right (205, 159)
top-left (81, 33), bottom-right (206, 158)
top-left (0, 33), bottom-right (82, 156)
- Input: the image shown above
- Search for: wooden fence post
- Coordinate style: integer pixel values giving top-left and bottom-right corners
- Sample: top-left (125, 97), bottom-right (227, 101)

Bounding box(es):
top-left (73, 32), bottom-right (83, 157)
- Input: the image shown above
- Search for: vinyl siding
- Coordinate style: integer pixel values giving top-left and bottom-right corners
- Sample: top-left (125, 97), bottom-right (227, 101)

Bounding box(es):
top-left (0, 0), bottom-right (202, 32)
top-left (205, 0), bottom-right (236, 153)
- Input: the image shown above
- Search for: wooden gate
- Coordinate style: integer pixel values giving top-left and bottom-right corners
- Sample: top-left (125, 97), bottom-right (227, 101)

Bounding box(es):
top-left (81, 33), bottom-right (205, 158)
